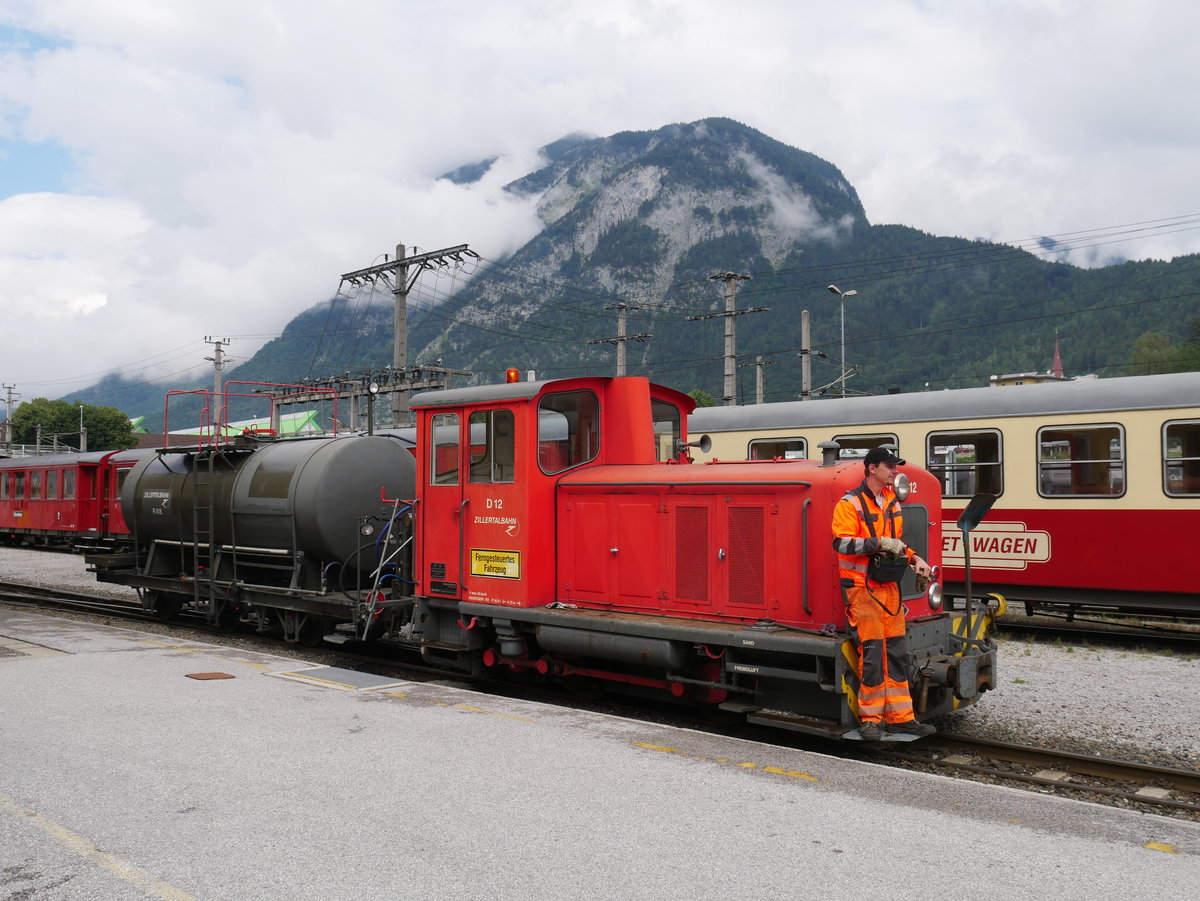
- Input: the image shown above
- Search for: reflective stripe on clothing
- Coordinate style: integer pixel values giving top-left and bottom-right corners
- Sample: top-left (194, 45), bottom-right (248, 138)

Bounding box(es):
top-left (845, 584), bottom-right (918, 725)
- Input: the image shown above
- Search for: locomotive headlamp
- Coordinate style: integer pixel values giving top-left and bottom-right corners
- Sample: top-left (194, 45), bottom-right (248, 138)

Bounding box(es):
top-left (893, 472), bottom-right (911, 501)
top-left (360, 522), bottom-right (376, 537)
top-left (927, 581), bottom-right (944, 610)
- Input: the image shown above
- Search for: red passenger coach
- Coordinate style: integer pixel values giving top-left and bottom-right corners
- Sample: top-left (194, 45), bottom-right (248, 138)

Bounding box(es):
top-left (690, 372), bottom-right (1200, 618)
top-left (0, 449), bottom-right (144, 549)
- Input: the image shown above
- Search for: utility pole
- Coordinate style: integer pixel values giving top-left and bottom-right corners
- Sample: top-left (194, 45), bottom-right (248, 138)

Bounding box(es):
top-left (392, 243), bottom-right (407, 424)
top-left (339, 242), bottom-right (476, 426)
top-left (739, 355), bottom-right (774, 404)
top-left (799, 310), bottom-right (812, 400)
top-left (588, 303), bottom-right (650, 376)
top-left (2, 384), bottom-right (17, 452)
top-left (687, 272), bottom-right (766, 406)
top-left (204, 337), bottom-right (232, 398)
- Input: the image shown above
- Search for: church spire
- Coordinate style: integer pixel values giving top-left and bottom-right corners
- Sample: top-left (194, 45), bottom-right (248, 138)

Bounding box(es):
top-left (1051, 331), bottom-right (1064, 379)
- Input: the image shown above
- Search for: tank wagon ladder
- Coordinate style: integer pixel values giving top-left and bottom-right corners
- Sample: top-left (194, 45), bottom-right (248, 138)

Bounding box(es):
top-left (190, 448), bottom-right (240, 630)
top-left (191, 450), bottom-right (215, 622)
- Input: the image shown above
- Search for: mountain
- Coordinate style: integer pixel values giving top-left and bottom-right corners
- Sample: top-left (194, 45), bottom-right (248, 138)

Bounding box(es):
top-left (71, 117), bottom-right (1200, 426)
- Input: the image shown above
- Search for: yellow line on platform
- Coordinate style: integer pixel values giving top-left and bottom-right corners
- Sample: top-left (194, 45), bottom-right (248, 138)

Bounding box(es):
top-left (0, 790), bottom-right (199, 900)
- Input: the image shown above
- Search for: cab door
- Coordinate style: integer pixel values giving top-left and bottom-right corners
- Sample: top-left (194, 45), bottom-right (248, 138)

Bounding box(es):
top-left (418, 410), bottom-right (467, 600)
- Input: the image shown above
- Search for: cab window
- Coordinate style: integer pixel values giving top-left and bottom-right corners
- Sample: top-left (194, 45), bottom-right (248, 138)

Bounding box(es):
top-left (1038, 424), bottom-right (1125, 496)
top-left (651, 399), bottom-right (682, 462)
top-left (928, 430), bottom-right (1002, 497)
top-left (430, 413), bottom-right (460, 485)
top-left (469, 409), bottom-right (516, 484)
top-left (538, 390), bottom-right (600, 474)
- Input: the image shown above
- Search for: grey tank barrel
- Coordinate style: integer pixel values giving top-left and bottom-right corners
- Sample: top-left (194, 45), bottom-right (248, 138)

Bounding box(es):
top-left (121, 435), bottom-right (417, 570)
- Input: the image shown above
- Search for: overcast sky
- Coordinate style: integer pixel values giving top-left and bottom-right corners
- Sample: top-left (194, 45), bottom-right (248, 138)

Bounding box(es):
top-left (2, 0), bottom-right (1198, 401)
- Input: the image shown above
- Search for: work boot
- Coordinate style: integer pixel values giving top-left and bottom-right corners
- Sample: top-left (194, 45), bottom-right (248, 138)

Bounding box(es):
top-left (888, 719), bottom-right (936, 737)
top-left (858, 721), bottom-right (882, 741)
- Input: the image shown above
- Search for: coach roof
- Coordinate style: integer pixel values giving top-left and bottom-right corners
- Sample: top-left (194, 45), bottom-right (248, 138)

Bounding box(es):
top-left (689, 371), bottom-right (1200, 432)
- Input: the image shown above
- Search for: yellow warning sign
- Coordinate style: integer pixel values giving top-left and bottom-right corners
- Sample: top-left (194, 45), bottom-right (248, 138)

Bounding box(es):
top-left (470, 549), bottom-right (521, 580)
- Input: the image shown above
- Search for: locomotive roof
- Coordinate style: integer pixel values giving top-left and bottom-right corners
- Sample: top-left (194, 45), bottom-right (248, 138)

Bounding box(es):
top-left (689, 371), bottom-right (1200, 432)
top-left (410, 380), bottom-right (547, 409)
top-left (410, 375), bottom-right (694, 411)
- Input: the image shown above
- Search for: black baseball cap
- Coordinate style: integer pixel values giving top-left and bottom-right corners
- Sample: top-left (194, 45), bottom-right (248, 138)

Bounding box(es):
top-left (863, 447), bottom-right (905, 467)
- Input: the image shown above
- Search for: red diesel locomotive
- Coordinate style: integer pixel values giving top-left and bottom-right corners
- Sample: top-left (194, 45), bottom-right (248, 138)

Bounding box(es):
top-left (90, 374), bottom-right (1000, 738)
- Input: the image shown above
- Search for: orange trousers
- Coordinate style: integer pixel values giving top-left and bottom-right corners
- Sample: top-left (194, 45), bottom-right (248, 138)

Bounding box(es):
top-left (846, 584), bottom-right (916, 725)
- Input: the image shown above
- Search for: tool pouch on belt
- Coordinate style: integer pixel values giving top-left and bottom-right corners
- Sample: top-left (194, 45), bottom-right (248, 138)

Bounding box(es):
top-left (867, 553), bottom-right (908, 584)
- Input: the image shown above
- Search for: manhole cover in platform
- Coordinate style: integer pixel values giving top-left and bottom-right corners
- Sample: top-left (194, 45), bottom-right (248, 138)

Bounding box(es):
top-left (185, 672), bottom-right (235, 680)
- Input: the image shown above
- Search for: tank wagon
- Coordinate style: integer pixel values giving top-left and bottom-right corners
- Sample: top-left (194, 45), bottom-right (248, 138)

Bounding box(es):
top-left (90, 375), bottom-right (1000, 738)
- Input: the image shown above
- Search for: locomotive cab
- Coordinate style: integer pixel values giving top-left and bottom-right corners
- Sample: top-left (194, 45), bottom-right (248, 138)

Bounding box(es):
top-left (410, 376), bottom-right (693, 669)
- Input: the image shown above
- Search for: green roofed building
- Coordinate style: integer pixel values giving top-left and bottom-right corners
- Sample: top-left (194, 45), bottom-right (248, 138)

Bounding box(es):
top-left (168, 410), bottom-right (323, 438)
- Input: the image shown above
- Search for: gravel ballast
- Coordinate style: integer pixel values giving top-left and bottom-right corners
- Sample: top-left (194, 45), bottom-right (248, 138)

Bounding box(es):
top-left (3, 546), bottom-right (1197, 770)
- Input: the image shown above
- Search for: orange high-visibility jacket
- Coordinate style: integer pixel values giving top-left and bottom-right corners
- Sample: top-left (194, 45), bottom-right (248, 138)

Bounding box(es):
top-left (831, 481), bottom-right (915, 587)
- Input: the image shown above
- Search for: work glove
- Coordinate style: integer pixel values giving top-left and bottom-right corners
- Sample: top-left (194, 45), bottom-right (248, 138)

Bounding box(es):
top-left (877, 537), bottom-right (906, 556)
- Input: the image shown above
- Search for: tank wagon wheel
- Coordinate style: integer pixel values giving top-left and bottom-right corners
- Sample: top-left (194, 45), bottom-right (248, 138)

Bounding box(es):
top-left (148, 591), bottom-right (184, 622)
top-left (297, 616), bottom-right (329, 648)
top-left (214, 601), bottom-right (244, 633)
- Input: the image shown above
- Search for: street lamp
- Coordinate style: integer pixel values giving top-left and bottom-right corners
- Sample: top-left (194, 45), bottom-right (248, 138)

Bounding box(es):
top-left (827, 284), bottom-right (857, 396)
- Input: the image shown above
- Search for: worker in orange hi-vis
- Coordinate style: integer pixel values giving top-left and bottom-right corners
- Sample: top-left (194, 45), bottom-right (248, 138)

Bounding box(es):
top-left (832, 447), bottom-right (936, 741)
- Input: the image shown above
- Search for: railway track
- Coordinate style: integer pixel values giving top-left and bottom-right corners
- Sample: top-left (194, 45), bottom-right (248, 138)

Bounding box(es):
top-left (4, 578), bottom-right (1198, 820)
top-left (876, 733), bottom-right (1200, 818)
top-left (997, 615), bottom-right (1200, 652)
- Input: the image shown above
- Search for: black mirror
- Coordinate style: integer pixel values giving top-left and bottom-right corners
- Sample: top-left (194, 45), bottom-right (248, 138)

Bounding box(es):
top-left (956, 493), bottom-right (997, 533)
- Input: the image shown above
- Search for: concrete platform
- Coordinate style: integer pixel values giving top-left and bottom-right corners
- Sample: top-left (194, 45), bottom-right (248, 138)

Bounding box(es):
top-left (1, 608), bottom-right (1198, 901)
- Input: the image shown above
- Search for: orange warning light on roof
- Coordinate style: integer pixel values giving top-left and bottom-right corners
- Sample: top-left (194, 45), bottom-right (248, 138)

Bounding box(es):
top-left (505, 368), bottom-right (520, 383)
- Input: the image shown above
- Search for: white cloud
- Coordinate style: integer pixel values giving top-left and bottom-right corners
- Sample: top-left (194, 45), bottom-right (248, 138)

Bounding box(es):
top-left (0, 0), bottom-right (1197, 396)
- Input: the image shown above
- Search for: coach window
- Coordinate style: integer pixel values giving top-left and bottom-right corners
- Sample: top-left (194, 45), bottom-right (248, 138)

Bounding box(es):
top-left (928, 430), bottom-right (1002, 497)
top-left (13, 471), bottom-right (24, 499)
top-left (831, 433), bottom-right (900, 463)
top-left (46, 470), bottom-right (58, 499)
top-left (469, 409), bottom-right (516, 484)
top-left (30, 471), bottom-right (42, 500)
top-left (63, 470), bottom-right (76, 499)
top-left (538, 390), bottom-right (600, 475)
top-left (652, 399), bottom-right (682, 462)
top-left (1037, 424), bottom-right (1125, 497)
top-left (1163, 420), bottom-right (1200, 496)
top-left (430, 413), bottom-right (460, 486)
top-left (748, 437), bottom-right (807, 460)
top-left (0, 473), bottom-right (7, 500)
